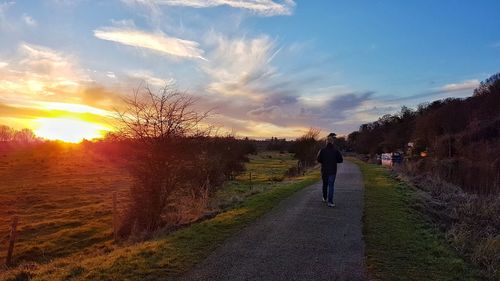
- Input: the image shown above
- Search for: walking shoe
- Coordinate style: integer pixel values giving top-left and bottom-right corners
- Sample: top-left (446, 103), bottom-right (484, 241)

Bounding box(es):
top-left (328, 202), bottom-right (336, 208)
top-left (322, 198), bottom-right (327, 203)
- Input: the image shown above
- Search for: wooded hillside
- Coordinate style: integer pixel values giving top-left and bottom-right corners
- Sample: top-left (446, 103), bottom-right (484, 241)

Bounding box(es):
top-left (348, 73), bottom-right (500, 194)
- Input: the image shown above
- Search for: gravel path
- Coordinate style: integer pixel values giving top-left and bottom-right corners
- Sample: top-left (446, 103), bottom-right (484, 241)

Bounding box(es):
top-left (180, 160), bottom-right (366, 281)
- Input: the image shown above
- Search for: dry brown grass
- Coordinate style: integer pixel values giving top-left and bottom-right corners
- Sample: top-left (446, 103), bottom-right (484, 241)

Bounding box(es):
top-left (395, 165), bottom-right (500, 280)
top-left (0, 143), bottom-right (132, 268)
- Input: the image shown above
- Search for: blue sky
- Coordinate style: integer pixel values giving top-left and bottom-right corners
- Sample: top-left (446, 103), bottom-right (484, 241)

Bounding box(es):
top-left (0, 0), bottom-right (499, 139)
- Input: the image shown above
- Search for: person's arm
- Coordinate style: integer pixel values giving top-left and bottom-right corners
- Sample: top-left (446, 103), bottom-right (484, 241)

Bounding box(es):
top-left (316, 149), bottom-right (323, 163)
top-left (337, 150), bottom-right (344, 163)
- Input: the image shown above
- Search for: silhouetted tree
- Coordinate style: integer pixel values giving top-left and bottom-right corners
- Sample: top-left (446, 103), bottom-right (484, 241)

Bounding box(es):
top-left (290, 128), bottom-right (322, 167)
top-left (334, 136), bottom-right (348, 151)
top-left (13, 128), bottom-right (37, 144)
top-left (115, 85), bottom-right (211, 235)
top-left (0, 125), bottom-right (14, 142)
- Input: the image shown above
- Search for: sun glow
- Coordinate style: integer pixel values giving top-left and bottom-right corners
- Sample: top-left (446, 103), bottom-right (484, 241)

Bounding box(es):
top-left (34, 118), bottom-right (109, 143)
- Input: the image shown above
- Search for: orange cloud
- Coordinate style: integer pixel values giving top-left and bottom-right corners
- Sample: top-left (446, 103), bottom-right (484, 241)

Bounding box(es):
top-left (0, 43), bottom-right (119, 140)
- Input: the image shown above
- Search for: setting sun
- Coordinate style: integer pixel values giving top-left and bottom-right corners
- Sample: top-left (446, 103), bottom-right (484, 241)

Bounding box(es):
top-left (34, 118), bottom-right (109, 143)
top-left (1, 1), bottom-right (500, 280)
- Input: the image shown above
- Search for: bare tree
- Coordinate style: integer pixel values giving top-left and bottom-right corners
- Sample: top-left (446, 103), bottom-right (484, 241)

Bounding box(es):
top-left (13, 128), bottom-right (37, 144)
top-left (0, 125), bottom-right (14, 142)
top-left (115, 85), bottom-right (211, 236)
top-left (116, 86), bottom-right (209, 142)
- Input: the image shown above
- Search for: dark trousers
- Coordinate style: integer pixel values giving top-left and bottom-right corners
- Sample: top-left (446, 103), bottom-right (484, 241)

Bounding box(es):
top-left (322, 173), bottom-right (336, 203)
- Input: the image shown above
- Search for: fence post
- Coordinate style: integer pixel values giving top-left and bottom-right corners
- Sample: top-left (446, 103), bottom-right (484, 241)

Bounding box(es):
top-left (6, 216), bottom-right (18, 267)
top-left (112, 192), bottom-right (117, 241)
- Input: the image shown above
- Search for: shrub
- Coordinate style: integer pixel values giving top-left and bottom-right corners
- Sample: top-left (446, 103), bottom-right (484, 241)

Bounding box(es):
top-left (289, 128), bottom-right (322, 168)
top-left (113, 86), bottom-right (254, 237)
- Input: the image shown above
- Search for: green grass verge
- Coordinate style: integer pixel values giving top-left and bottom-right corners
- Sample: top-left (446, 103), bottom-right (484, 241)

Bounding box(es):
top-left (215, 151), bottom-right (298, 204)
top-left (4, 169), bottom-right (319, 281)
top-left (351, 158), bottom-right (480, 281)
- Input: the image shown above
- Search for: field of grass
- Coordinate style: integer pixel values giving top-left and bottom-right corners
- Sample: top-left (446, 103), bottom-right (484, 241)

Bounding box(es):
top-left (0, 143), bottom-right (131, 267)
top-left (215, 151), bottom-right (299, 207)
top-left (351, 158), bottom-right (481, 281)
top-left (1, 145), bottom-right (319, 280)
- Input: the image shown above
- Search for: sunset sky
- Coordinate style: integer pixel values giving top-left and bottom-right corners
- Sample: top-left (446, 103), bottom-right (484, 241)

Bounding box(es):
top-left (1, 0), bottom-right (499, 141)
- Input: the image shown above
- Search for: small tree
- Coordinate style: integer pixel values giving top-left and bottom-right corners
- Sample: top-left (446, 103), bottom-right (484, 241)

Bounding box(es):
top-left (115, 85), bottom-right (210, 236)
top-left (290, 128), bottom-right (322, 167)
top-left (0, 125), bottom-right (14, 142)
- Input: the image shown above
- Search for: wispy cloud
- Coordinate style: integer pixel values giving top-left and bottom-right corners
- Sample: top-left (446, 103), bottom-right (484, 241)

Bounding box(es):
top-left (192, 32), bottom-right (378, 136)
top-left (202, 33), bottom-right (280, 99)
top-left (16, 43), bottom-right (86, 82)
top-left (0, 43), bottom-right (112, 107)
top-left (94, 26), bottom-right (206, 60)
top-left (247, 105), bottom-right (282, 119)
top-left (124, 0), bottom-right (295, 16)
top-left (439, 79), bottom-right (479, 93)
top-left (387, 79), bottom-right (480, 102)
top-left (126, 70), bottom-right (176, 87)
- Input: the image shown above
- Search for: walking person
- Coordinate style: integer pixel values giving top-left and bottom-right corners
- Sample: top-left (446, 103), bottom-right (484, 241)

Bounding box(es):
top-left (317, 133), bottom-right (343, 207)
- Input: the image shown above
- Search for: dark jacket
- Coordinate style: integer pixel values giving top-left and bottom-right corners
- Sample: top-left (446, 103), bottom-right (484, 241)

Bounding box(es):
top-left (317, 143), bottom-right (343, 175)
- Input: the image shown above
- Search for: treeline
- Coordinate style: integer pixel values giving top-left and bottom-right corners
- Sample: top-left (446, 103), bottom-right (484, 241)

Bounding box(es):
top-left (0, 125), bottom-right (39, 144)
top-left (348, 73), bottom-right (500, 194)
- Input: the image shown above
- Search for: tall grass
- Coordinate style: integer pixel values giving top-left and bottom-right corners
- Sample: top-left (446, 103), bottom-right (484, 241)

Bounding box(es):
top-left (396, 167), bottom-right (500, 280)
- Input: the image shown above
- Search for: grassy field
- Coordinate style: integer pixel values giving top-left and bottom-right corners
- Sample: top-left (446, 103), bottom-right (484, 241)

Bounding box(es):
top-left (1, 145), bottom-right (319, 280)
top-left (215, 151), bottom-right (299, 207)
top-left (0, 143), bottom-right (131, 266)
top-left (352, 158), bottom-right (481, 281)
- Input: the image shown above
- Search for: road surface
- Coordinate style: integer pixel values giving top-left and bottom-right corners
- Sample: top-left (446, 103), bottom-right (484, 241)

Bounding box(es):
top-left (180, 160), bottom-right (366, 281)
